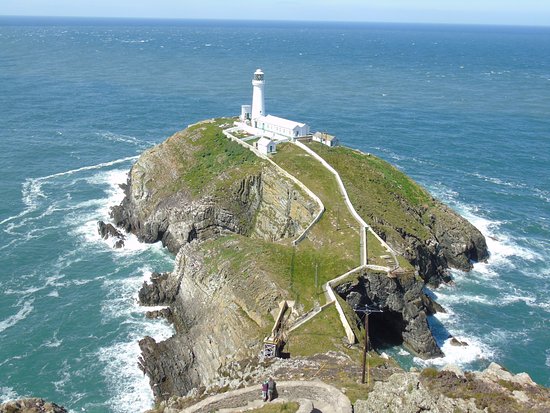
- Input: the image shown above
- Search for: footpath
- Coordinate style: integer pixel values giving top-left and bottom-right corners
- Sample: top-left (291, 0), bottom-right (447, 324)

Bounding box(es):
top-left (223, 127), bottom-right (401, 344)
top-left (179, 380), bottom-right (352, 413)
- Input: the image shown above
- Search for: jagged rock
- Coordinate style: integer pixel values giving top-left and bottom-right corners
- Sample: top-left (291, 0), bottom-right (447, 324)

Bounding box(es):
top-left (442, 364), bottom-right (465, 378)
top-left (146, 307), bottom-right (173, 322)
top-left (97, 220), bottom-right (125, 248)
top-left (474, 362), bottom-right (536, 387)
top-left (450, 337), bottom-right (469, 346)
top-left (0, 398), bottom-right (67, 413)
top-left (138, 272), bottom-right (179, 306)
top-left (335, 271), bottom-right (443, 358)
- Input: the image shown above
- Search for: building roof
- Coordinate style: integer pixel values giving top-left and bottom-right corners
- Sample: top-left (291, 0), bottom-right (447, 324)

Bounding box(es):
top-left (258, 115), bottom-right (306, 130)
top-left (257, 137), bottom-right (274, 146)
top-left (314, 131), bottom-right (337, 141)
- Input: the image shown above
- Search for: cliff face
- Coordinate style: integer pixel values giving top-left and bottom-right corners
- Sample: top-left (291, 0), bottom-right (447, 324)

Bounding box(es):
top-left (335, 271), bottom-right (443, 358)
top-left (111, 120), bottom-right (317, 252)
top-left (138, 239), bottom-right (288, 398)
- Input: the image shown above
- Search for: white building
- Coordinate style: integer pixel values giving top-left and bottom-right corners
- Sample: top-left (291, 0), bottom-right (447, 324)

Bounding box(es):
top-left (236, 69), bottom-right (310, 141)
top-left (312, 131), bottom-right (339, 147)
top-left (256, 115), bottom-right (310, 140)
top-left (257, 137), bottom-right (276, 155)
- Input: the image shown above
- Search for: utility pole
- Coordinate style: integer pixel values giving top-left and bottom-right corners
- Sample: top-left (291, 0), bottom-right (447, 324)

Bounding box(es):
top-left (354, 304), bottom-right (383, 385)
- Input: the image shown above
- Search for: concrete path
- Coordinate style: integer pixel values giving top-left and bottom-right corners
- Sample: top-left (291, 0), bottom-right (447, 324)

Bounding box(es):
top-left (179, 380), bottom-right (352, 413)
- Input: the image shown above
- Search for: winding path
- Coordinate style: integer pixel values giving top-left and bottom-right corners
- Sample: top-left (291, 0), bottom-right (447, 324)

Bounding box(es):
top-left (180, 380), bottom-right (352, 413)
top-left (223, 127), bottom-right (399, 344)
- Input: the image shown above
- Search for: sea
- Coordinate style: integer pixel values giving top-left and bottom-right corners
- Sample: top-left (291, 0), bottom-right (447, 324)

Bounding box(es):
top-left (0, 17), bottom-right (548, 412)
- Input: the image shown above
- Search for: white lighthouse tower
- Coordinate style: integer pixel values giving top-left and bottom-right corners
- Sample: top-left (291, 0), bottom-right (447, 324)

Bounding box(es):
top-left (251, 68), bottom-right (265, 121)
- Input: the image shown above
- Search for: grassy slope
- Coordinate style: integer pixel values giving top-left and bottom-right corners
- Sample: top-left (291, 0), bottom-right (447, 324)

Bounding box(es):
top-left (272, 143), bottom-right (360, 266)
top-left (305, 142), bottom-right (439, 265)
top-left (166, 118), bottom-right (264, 197)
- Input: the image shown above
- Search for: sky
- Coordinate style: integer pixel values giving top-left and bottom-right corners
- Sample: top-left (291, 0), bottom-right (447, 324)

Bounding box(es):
top-left (1, 0), bottom-right (549, 26)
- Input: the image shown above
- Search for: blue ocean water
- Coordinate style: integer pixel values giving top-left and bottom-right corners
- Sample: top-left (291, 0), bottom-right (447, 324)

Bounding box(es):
top-left (0, 17), bottom-right (548, 411)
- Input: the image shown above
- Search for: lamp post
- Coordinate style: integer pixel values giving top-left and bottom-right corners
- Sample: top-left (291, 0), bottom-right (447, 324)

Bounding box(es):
top-left (354, 304), bottom-right (383, 385)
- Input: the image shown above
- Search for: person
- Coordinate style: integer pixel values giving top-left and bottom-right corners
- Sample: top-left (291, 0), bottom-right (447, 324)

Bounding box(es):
top-left (261, 380), bottom-right (268, 402)
top-left (267, 377), bottom-right (275, 401)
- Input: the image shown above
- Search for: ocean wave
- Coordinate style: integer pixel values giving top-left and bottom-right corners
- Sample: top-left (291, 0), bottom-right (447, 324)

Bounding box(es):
top-left (97, 132), bottom-right (150, 147)
top-left (97, 339), bottom-right (155, 413)
top-left (415, 334), bottom-right (494, 368)
top-left (0, 299), bottom-right (34, 334)
top-left (469, 172), bottom-right (527, 190)
top-left (0, 386), bottom-right (19, 403)
top-left (42, 330), bottom-right (63, 348)
top-left (430, 184), bottom-right (543, 268)
top-left (0, 156), bottom-right (138, 228)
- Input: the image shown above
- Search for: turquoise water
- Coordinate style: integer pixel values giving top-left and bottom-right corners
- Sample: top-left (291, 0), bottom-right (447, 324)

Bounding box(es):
top-left (0, 17), bottom-right (549, 411)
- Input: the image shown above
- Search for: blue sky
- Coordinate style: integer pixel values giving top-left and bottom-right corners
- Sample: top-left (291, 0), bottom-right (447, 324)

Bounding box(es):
top-left (1, 0), bottom-right (549, 26)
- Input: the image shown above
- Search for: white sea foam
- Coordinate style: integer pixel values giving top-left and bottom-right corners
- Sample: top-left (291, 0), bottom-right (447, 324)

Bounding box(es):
top-left (0, 299), bottom-right (34, 333)
top-left (0, 156), bottom-right (137, 228)
top-left (0, 386), bottom-right (19, 403)
top-left (52, 360), bottom-right (72, 393)
top-left (97, 339), bottom-right (154, 413)
top-left (470, 172), bottom-right (527, 190)
top-left (98, 266), bottom-right (174, 413)
top-left (43, 330), bottom-right (63, 348)
top-left (97, 132), bottom-right (147, 147)
top-left (415, 334), bottom-right (493, 369)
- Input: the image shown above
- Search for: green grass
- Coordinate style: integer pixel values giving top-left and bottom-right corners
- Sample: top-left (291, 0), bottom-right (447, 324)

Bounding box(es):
top-left (248, 402), bottom-right (300, 413)
top-left (272, 143), bottom-right (361, 266)
top-left (305, 142), bottom-right (441, 271)
top-left (286, 304), bottom-right (346, 356)
top-left (203, 235), bottom-right (355, 311)
top-left (181, 119), bottom-right (263, 196)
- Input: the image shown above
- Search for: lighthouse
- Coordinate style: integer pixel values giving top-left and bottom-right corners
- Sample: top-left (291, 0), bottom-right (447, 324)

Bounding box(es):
top-left (251, 68), bottom-right (265, 121)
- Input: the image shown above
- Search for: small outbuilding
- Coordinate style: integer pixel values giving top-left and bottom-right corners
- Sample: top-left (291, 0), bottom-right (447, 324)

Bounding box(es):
top-left (257, 137), bottom-right (276, 155)
top-left (313, 132), bottom-right (338, 147)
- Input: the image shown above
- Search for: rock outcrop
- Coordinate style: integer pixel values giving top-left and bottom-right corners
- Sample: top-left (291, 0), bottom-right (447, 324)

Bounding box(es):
top-left (401, 202), bottom-right (489, 285)
top-left (0, 399), bottom-right (67, 413)
top-left (138, 239), bottom-right (288, 397)
top-left (111, 121), bottom-right (317, 254)
top-left (335, 271), bottom-right (443, 358)
top-left (355, 363), bottom-right (550, 413)
top-left (97, 220), bottom-right (125, 248)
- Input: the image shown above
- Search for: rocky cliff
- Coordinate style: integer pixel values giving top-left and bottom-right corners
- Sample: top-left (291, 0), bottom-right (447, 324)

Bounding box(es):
top-left (111, 119), bottom-right (317, 253)
top-left (334, 270), bottom-right (443, 358)
top-left (138, 237), bottom-right (290, 398)
top-left (109, 118), bottom-right (492, 403)
top-left (355, 363), bottom-right (550, 413)
top-left (309, 143), bottom-right (489, 286)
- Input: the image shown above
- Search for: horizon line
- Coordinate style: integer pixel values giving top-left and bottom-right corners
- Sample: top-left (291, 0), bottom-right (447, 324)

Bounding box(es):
top-left (1, 14), bottom-right (549, 29)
